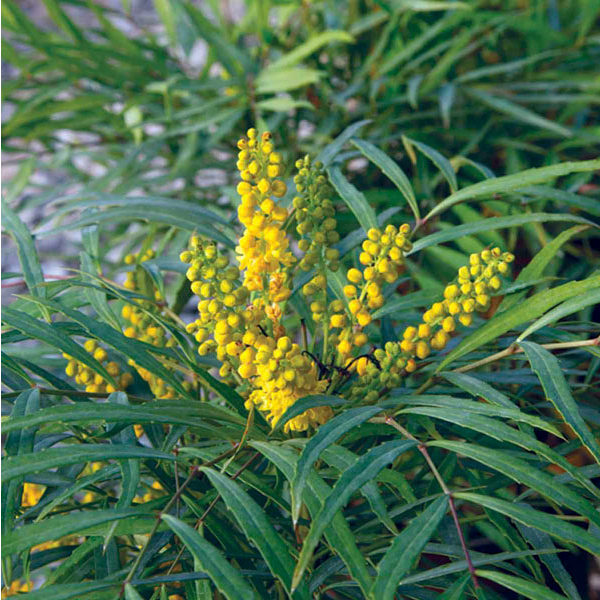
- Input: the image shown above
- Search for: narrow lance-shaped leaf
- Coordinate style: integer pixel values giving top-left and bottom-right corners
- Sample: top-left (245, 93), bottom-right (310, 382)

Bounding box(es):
top-left (251, 441), bottom-right (373, 596)
top-left (425, 159), bottom-right (600, 221)
top-left (520, 341), bottom-right (600, 464)
top-left (327, 166), bottom-right (378, 233)
top-left (162, 514), bottom-right (258, 600)
top-left (351, 138), bottom-right (419, 221)
top-left (517, 288), bottom-right (600, 342)
top-left (202, 468), bottom-right (310, 599)
top-left (2, 444), bottom-right (176, 483)
top-left (476, 570), bottom-right (569, 600)
top-left (292, 439), bottom-right (417, 591)
top-left (454, 492), bottom-right (600, 555)
top-left (371, 496), bottom-right (448, 600)
top-left (430, 440), bottom-right (600, 527)
top-left (291, 405), bottom-right (385, 523)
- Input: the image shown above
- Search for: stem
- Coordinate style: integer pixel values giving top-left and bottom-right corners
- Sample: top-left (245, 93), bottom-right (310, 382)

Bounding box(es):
top-left (121, 445), bottom-right (239, 593)
top-left (453, 336), bottom-right (600, 374)
top-left (376, 415), bottom-right (480, 589)
top-left (166, 451), bottom-right (260, 577)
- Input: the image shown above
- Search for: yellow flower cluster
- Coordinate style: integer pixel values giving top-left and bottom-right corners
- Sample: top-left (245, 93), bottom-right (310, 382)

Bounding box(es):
top-left (122, 250), bottom-right (178, 399)
top-left (351, 247), bottom-right (514, 401)
top-left (63, 339), bottom-right (132, 394)
top-left (330, 224), bottom-right (412, 360)
top-left (293, 155), bottom-right (340, 272)
top-left (236, 129), bottom-right (294, 302)
top-left (2, 579), bottom-right (32, 598)
top-left (182, 235), bottom-right (329, 431)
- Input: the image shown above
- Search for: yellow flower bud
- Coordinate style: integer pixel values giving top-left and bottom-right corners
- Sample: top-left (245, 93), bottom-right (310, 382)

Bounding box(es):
top-left (416, 341), bottom-right (430, 359)
top-left (347, 268), bottom-right (363, 284)
top-left (444, 284), bottom-right (459, 300)
top-left (349, 299), bottom-right (362, 315)
top-left (418, 323), bottom-right (431, 338)
top-left (356, 311), bottom-right (372, 327)
top-left (442, 316), bottom-right (456, 332)
top-left (344, 285), bottom-right (357, 298)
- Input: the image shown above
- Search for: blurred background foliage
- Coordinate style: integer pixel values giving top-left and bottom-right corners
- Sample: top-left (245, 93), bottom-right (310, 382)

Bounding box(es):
top-left (2, 1), bottom-right (600, 599)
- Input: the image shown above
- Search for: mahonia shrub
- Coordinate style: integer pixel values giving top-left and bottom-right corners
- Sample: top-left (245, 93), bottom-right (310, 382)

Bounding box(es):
top-left (2, 125), bottom-right (599, 600)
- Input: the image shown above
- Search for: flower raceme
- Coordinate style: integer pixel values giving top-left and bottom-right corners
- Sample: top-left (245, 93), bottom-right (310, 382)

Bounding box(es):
top-left (179, 129), bottom-right (516, 432)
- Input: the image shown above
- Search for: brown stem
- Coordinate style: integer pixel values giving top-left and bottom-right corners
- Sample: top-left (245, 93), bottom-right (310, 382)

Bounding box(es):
top-left (378, 415), bottom-right (480, 589)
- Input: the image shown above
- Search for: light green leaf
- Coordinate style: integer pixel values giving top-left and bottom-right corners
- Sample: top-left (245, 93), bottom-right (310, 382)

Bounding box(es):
top-left (371, 496), bottom-right (448, 600)
top-left (520, 341), bottom-right (600, 464)
top-left (425, 160), bottom-right (600, 221)
top-left (517, 288), bottom-right (600, 341)
top-left (454, 492), bottom-right (600, 555)
top-left (267, 31), bottom-right (353, 71)
top-left (441, 372), bottom-right (514, 408)
top-left (256, 97), bottom-right (314, 112)
top-left (351, 139), bottom-right (419, 220)
top-left (436, 275), bottom-right (600, 371)
top-left (153, 0), bottom-right (176, 45)
top-left (327, 166), bottom-right (378, 233)
top-left (162, 514), bottom-right (258, 600)
top-left (292, 439), bottom-right (417, 591)
top-left (317, 119), bottom-right (371, 167)
top-left (476, 570), bottom-right (568, 600)
top-left (256, 67), bottom-right (322, 94)
top-left (202, 468), bottom-right (310, 599)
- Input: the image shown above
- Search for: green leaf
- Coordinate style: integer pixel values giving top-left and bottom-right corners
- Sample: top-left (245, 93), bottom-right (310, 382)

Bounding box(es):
top-left (430, 440), bottom-right (600, 527)
top-left (256, 97), bottom-right (314, 112)
top-left (517, 525), bottom-right (582, 600)
top-left (517, 288), bottom-right (600, 341)
top-left (498, 225), bottom-right (589, 313)
top-left (162, 514), bottom-right (258, 600)
top-left (292, 439), bottom-right (417, 591)
top-left (251, 441), bottom-right (373, 596)
top-left (520, 341), bottom-right (600, 464)
top-left (327, 166), bottom-right (378, 233)
top-left (351, 139), bottom-right (420, 220)
top-left (153, 0), bottom-right (176, 45)
top-left (440, 372), bottom-right (514, 408)
top-left (317, 119), bottom-right (371, 167)
top-left (291, 406), bottom-right (385, 523)
top-left (272, 394), bottom-right (345, 433)
top-left (466, 88), bottom-right (573, 138)
top-left (2, 307), bottom-right (115, 386)
top-left (371, 495), bottom-right (448, 600)
top-left (255, 67), bottom-right (322, 94)
top-left (202, 468), bottom-right (310, 599)
top-left (2, 444), bottom-right (176, 483)
top-left (402, 136), bottom-right (457, 193)
top-left (124, 583), bottom-right (146, 600)
top-left (439, 574), bottom-right (471, 600)
top-left (2, 399), bottom-right (245, 434)
top-left (371, 290), bottom-right (432, 320)
top-left (410, 213), bottom-right (595, 255)
top-left (2, 508), bottom-right (145, 555)
top-left (436, 275), bottom-right (600, 371)
top-left (10, 582), bottom-right (120, 600)
top-left (268, 31), bottom-right (353, 71)
top-left (476, 570), bottom-right (568, 600)
top-left (2, 199), bottom-right (46, 302)
top-left (425, 160), bottom-right (600, 221)
top-left (454, 492), bottom-right (600, 555)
